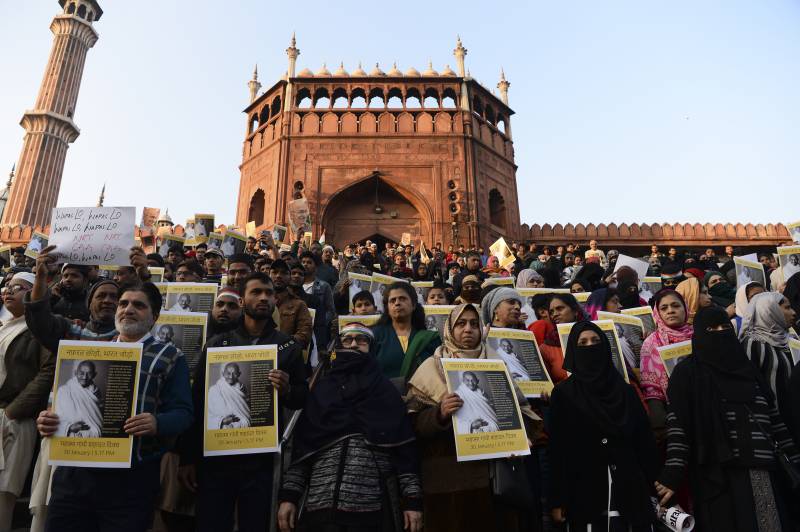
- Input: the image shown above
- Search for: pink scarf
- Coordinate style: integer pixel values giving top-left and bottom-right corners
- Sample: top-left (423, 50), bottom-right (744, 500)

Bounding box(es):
top-left (639, 291), bottom-right (693, 402)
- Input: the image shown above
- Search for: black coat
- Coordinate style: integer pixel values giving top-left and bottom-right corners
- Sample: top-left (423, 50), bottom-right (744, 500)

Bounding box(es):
top-left (547, 384), bottom-right (659, 526)
top-left (177, 322), bottom-right (308, 470)
top-left (50, 290), bottom-right (89, 322)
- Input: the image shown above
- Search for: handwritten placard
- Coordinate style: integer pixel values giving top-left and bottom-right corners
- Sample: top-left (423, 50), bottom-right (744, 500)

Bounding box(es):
top-left (49, 207), bottom-right (135, 266)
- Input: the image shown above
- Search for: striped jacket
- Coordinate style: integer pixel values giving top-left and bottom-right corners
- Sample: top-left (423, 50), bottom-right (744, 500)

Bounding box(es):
top-left (130, 333), bottom-right (194, 464)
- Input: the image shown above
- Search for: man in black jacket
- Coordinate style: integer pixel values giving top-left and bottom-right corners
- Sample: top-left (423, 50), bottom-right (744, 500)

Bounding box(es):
top-left (50, 264), bottom-right (91, 321)
top-left (177, 272), bottom-right (308, 532)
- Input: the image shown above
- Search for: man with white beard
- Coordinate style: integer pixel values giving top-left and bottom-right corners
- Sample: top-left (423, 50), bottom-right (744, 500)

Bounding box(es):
top-left (37, 282), bottom-right (193, 531)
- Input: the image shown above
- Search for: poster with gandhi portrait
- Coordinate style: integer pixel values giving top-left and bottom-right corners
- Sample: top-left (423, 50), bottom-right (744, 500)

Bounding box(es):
top-left (151, 311), bottom-right (208, 372)
top-left (777, 245), bottom-right (800, 285)
top-left (203, 345), bottom-right (279, 456)
top-left (487, 328), bottom-right (553, 397)
top-left (49, 341), bottom-right (142, 468)
top-left (441, 358), bottom-right (529, 462)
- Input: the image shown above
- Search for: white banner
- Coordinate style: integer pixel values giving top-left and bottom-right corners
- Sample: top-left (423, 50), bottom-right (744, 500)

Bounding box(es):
top-left (49, 207), bottom-right (135, 266)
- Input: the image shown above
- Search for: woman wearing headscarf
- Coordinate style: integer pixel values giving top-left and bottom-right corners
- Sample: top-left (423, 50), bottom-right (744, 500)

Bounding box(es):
top-left (733, 281), bottom-right (766, 333)
top-left (586, 288), bottom-right (643, 370)
top-left (602, 265), bottom-right (645, 310)
top-left (405, 304), bottom-right (542, 532)
top-left (277, 323), bottom-right (423, 532)
top-left (639, 290), bottom-right (693, 441)
top-left (674, 276), bottom-right (712, 324)
top-left (739, 291), bottom-right (797, 425)
top-left (549, 322), bottom-right (659, 531)
top-left (516, 269), bottom-right (544, 289)
top-left (782, 272), bottom-right (800, 330)
top-left (703, 270), bottom-right (737, 315)
top-left (655, 307), bottom-right (800, 531)
top-left (482, 256), bottom-right (510, 278)
top-left (413, 262), bottom-right (430, 282)
top-left (540, 294), bottom-right (587, 384)
top-left (481, 287), bottom-right (525, 330)
top-left (574, 262), bottom-right (606, 292)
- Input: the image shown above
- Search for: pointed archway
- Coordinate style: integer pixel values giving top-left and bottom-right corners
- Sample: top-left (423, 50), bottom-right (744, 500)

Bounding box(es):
top-left (322, 174), bottom-right (428, 247)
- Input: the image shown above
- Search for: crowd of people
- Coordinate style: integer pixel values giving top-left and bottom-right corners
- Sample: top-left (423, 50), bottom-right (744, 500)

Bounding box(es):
top-left (0, 230), bottom-right (799, 532)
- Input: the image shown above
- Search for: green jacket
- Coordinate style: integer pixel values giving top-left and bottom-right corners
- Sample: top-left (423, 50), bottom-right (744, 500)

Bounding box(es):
top-left (372, 323), bottom-right (441, 381)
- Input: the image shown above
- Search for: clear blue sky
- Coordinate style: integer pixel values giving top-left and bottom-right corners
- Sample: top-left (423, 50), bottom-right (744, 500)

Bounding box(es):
top-left (1, 1), bottom-right (798, 228)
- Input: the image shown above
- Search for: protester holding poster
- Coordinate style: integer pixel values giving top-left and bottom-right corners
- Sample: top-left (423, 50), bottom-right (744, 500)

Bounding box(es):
top-left (177, 272), bottom-right (307, 532)
top-left (655, 307), bottom-right (800, 531)
top-left (48, 206), bottom-right (136, 267)
top-left (405, 304), bottom-right (542, 532)
top-left (203, 345), bottom-right (279, 457)
top-left (549, 321), bottom-right (659, 530)
top-left (36, 282), bottom-right (193, 531)
top-left (639, 290), bottom-right (693, 442)
top-left (277, 324), bottom-right (423, 532)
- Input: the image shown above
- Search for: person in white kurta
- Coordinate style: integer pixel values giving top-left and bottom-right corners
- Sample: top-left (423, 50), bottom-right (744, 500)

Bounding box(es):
top-left (207, 363), bottom-right (250, 429)
top-left (496, 339), bottom-right (530, 381)
top-left (454, 372), bottom-right (499, 434)
top-left (55, 362), bottom-right (103, 438)
top-left (0, 313), bottom-right (40, 529)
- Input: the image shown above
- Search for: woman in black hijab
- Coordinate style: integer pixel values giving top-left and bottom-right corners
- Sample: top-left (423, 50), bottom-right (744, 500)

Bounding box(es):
top-left (782, 271), bottom-right (800, 330)
top-left (277, 324), bottom-right (423, 532)
top-left (548, 321), bottom-right (659, 531)
top-left (655, 307), bottom-right (800, 531)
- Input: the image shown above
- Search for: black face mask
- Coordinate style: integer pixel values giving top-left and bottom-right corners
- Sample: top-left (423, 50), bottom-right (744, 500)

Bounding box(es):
top-left (694, 327), bottom-right (742, 370)
top-left (571, 343), bottom-right (610, 382)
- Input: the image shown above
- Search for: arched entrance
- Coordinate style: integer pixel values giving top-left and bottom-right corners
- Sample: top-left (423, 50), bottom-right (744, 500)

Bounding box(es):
top-left (322, 174), bottom-right (427, 247)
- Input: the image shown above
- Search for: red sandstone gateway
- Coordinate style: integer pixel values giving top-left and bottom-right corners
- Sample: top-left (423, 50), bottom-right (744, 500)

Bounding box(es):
top-left (236, 36), bottom-right (520, 249)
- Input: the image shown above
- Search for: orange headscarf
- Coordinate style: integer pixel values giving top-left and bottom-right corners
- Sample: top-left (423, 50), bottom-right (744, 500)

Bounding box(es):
top-left (675, 277), bottom-right (700, 324)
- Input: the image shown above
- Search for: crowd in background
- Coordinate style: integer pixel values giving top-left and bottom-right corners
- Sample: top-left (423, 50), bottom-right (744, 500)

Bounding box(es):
top-left (0, 229), bottom-right (799, 532)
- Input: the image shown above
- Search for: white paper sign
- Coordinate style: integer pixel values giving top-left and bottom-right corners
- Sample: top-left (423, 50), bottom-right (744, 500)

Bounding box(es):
top-left (49, 207), bottom-right (135, 266)
top-left (613, 254), bottom-right (650, 285)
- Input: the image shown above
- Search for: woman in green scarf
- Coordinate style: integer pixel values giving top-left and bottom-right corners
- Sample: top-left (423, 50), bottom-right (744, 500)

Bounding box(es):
top-left (372, 282), bottom-right (441, 390)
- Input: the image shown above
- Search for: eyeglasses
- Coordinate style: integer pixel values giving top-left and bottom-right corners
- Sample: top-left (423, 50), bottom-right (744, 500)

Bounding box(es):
top-left (340, 334), bottom-right (371, 347)
top-left (1, 285), bottom-right (31, 296)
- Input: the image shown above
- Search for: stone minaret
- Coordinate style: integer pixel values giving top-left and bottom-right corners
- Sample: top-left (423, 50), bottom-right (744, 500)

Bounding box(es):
top-left (497, 68), bottom-right (510, 105)
top-left (248, 65), bottom-right (261, 104)
top-left (1, 0), bottom-right (102, 227)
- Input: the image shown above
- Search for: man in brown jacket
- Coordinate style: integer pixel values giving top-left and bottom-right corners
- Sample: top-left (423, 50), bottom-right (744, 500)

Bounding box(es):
top-left (0, 272), bottom-right (55, 528)
top-left (269, 259), bottom-right (313, 349)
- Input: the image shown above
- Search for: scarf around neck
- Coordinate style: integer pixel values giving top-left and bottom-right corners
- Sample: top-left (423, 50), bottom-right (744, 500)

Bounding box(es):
top-left (651, 290), bottom-right (693, 348)
top-left (739, 291), bottom-right (789, 349)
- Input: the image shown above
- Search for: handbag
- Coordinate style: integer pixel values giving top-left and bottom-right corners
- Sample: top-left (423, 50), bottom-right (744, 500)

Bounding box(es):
top-left (490, 457), bottom-right (535, 509)
top-left (743, 403), bottom-right (800, 492)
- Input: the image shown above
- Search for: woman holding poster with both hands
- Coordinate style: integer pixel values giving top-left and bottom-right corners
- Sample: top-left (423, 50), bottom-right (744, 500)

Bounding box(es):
top-left (405, 304), bottom-right (542, 532)
top-left (548, 321), bottom-right (659, 531)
